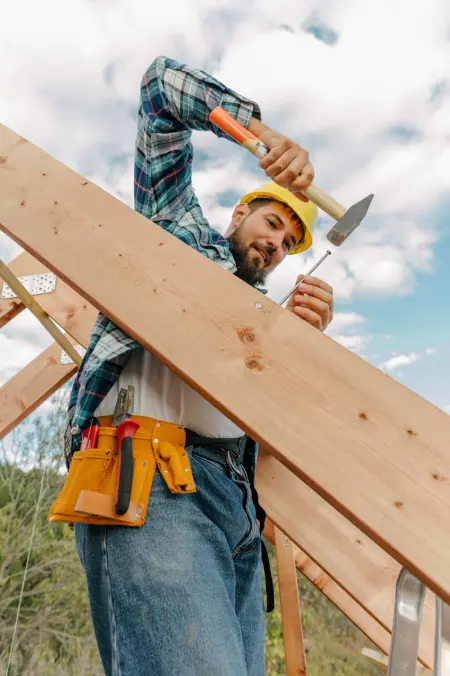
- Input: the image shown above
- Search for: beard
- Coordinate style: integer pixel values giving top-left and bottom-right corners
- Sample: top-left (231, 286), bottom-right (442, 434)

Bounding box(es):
top-left (226, 226), bottom-right (272, 287)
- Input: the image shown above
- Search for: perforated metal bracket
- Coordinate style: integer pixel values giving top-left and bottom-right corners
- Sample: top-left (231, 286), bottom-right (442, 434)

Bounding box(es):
top-left (1, 273), bottom-right (57, 299)
top-left (61, 345), bottom-right (86, 365)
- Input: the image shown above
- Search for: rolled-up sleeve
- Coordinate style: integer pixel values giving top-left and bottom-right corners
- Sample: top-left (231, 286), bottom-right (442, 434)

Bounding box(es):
top-left (134, 56), bottom-right (261, 228)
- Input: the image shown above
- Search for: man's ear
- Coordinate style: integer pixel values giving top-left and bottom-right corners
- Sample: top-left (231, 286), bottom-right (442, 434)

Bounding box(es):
top-left (225, 203), bottom-right (250, 236)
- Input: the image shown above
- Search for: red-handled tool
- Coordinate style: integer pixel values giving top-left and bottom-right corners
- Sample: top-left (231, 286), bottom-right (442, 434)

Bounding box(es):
top-left (112, 386), bottom-right (140, 515)
top-left (81, 416), bottom-right (100, 450)
top-left (115, 418), bottom-right (140, 515)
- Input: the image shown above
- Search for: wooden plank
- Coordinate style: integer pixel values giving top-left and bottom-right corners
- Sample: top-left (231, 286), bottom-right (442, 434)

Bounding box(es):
top-left (0, 259), bottom-right (82, 366)
top-left (0, 279), bottom-right (434, 667)
top-left (0, 341), bottom-right (77, 438)
top-left (0, 283), bottom-right (430, 651)
top-left (0, 251), bottom-right (98, 339)
top-left (275, 526), bottom-right (308, 675)
top-left (258, 450), bottom-right (434, 668)
top-left (0, 250), bottom-right (49, 326)
top-left (263, 520), bottom-right (392, 658)
top-left (1, 126), bottom-right (450, 607)
top-left (361, 648), bottom-right (432, 674)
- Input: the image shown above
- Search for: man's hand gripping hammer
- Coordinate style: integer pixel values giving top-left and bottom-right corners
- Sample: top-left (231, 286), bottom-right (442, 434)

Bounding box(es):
top-left (209, 107), bottom-right (374, 303)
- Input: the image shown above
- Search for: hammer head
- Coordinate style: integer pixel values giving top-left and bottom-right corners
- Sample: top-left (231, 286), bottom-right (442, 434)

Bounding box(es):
top-left (326, 194), bottom-right (374, 246)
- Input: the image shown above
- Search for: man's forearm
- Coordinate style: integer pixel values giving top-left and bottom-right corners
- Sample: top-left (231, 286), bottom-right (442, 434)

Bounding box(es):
top-left (142, 56), bottom-right (261, 139)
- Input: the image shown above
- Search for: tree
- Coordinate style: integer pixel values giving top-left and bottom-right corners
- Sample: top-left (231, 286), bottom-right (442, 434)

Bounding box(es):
top-left (0, 389), bottom-right (103, 675)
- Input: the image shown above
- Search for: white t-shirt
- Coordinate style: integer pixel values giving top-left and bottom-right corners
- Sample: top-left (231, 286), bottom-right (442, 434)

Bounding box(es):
top-left (95, 347), bottom-right (244, 438)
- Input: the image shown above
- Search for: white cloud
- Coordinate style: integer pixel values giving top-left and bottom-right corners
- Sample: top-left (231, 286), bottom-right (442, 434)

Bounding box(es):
top-left (325, 312), bottom-right (365, 335)
top-left (212, 1), bottom-right (449, 298)
top-left (425, 347), bottom-right (438, 355)
top-left (0, 311), bottom-right (53, 386)
top-left (192, 161), bottom-right (260, 232)
top-left (331, 334), bottom-right (369, 354)
top-left (0, 232), bottom-right (22, 265)
top-left (324, 312), bottom-right (368, 354)
top-left (0, 0), bottom-right (448, 304)
top-left (1, 0), bottom-right (449, 411)
top-left (379, 352), bottom-right (420, 372)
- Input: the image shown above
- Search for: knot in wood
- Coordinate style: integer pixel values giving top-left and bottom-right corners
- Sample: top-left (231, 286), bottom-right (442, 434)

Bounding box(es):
top-left (238, 327), bottom-right (256, 343)
top-left (245, 358), bottom-right (263, 371)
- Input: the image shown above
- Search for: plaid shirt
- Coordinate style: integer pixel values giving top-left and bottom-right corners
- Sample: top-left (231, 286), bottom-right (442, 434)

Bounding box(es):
top-left (64, 55), bottom-right (261, 462)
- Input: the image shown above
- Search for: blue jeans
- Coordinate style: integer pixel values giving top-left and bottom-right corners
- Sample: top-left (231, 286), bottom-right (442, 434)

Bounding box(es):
top-left (75, 445), bottom-right (265, 676)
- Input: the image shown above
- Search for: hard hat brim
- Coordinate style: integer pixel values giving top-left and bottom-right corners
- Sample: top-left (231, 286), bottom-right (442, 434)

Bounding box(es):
top-left (240, 186), bottom-right (314, 255)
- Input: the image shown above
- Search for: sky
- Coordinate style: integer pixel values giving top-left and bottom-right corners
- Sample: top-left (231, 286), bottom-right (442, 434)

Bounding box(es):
top-left (0, 0), bottom-right (449, 420)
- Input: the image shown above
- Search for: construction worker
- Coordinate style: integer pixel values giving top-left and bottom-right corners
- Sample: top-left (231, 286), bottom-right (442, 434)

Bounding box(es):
top-left (66, 56), bottom-right (334, 676)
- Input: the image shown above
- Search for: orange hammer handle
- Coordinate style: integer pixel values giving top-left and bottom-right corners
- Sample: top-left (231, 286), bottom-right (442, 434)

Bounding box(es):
top-left (210, 107), bottom-right (269, 159)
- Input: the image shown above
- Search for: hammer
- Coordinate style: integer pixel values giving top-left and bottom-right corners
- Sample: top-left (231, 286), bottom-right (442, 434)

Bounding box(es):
top-left (209, 107), bottom-right (373, 301)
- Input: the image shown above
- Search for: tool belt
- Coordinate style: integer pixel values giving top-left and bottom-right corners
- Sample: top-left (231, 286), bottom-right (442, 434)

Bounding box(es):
top-left (48, 415), bottom-right (274, 612)
top-left (49, 415), bottom-right (196, 527)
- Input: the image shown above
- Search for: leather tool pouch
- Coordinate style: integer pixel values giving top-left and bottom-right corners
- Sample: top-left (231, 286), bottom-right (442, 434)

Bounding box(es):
top-left (153, 438), bottom-right (196, 494)
top-left (48, 420), bottom-right (195, 527)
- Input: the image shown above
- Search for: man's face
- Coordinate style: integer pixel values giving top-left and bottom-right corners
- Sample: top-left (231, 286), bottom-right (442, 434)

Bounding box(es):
top-left (226, 200), bottom-right (303, 286)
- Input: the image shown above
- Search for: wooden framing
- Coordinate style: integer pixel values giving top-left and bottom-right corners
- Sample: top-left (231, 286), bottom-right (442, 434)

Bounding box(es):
top-left (0, 342), bottom-right (77, 438)
top-left (0, 331), bottom-right (400, 660)
top-left (0, 125), bottom-right (446, 669)
top-left (361, 648), bottom-right (432, 674)
top-left (257, 450), bottom-right (434, 667)
top-left (0, 252), bottom-right (434, 668)
top-left (263, 520), bottom-right (393, 657)
top-left (0, 251), bottom-right (98, 341)
top-left (274, 526), bottom-right (308, 675)
top-left (2, 126), bottom-right (450, 602)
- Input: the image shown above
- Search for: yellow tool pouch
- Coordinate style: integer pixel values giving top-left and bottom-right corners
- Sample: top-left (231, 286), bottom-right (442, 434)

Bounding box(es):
top-left (48, 416), bottom-right (196, 527)
top-left (153, 438), bottom-right (196, 494)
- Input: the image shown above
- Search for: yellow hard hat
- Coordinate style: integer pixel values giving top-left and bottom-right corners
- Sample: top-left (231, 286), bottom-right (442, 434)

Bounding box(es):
top-left (239, 182), bottom-right (318, 254)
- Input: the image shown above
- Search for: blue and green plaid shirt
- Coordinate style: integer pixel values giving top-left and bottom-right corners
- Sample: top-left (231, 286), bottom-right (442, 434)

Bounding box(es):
top-left (64, 55), bottom-right (261, 462)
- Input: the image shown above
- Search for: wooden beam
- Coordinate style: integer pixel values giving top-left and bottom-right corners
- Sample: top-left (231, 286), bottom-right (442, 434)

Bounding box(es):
top-left (361, 648), bottom-right (432, 674)
top-left (0, 259), bottom-right (82, 366)
top-left (0, 251), bottom-right (50, 326)
top-left (274, 526), bottom-right (307, 675)
top-left (263, 520), bottom-right (392, 658)
top-left (258, 450), bottom-right (434, 668)
top-left (0, 251), bottom-right (98, 338)
top-left (0, 266), bottom-right (434, 667)
top-left (1, 127), bottom-right (450, 608)
top-left (0, 327), bottom-right (399, 661)
top-left (0, 341), bottom-right (77, 438)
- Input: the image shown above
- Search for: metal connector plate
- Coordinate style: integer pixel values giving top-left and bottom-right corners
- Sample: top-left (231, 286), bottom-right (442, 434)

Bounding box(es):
top-left (61, 345), bottom-right (86, 365)
top-left (1, 273), bottom-right (57, 299)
